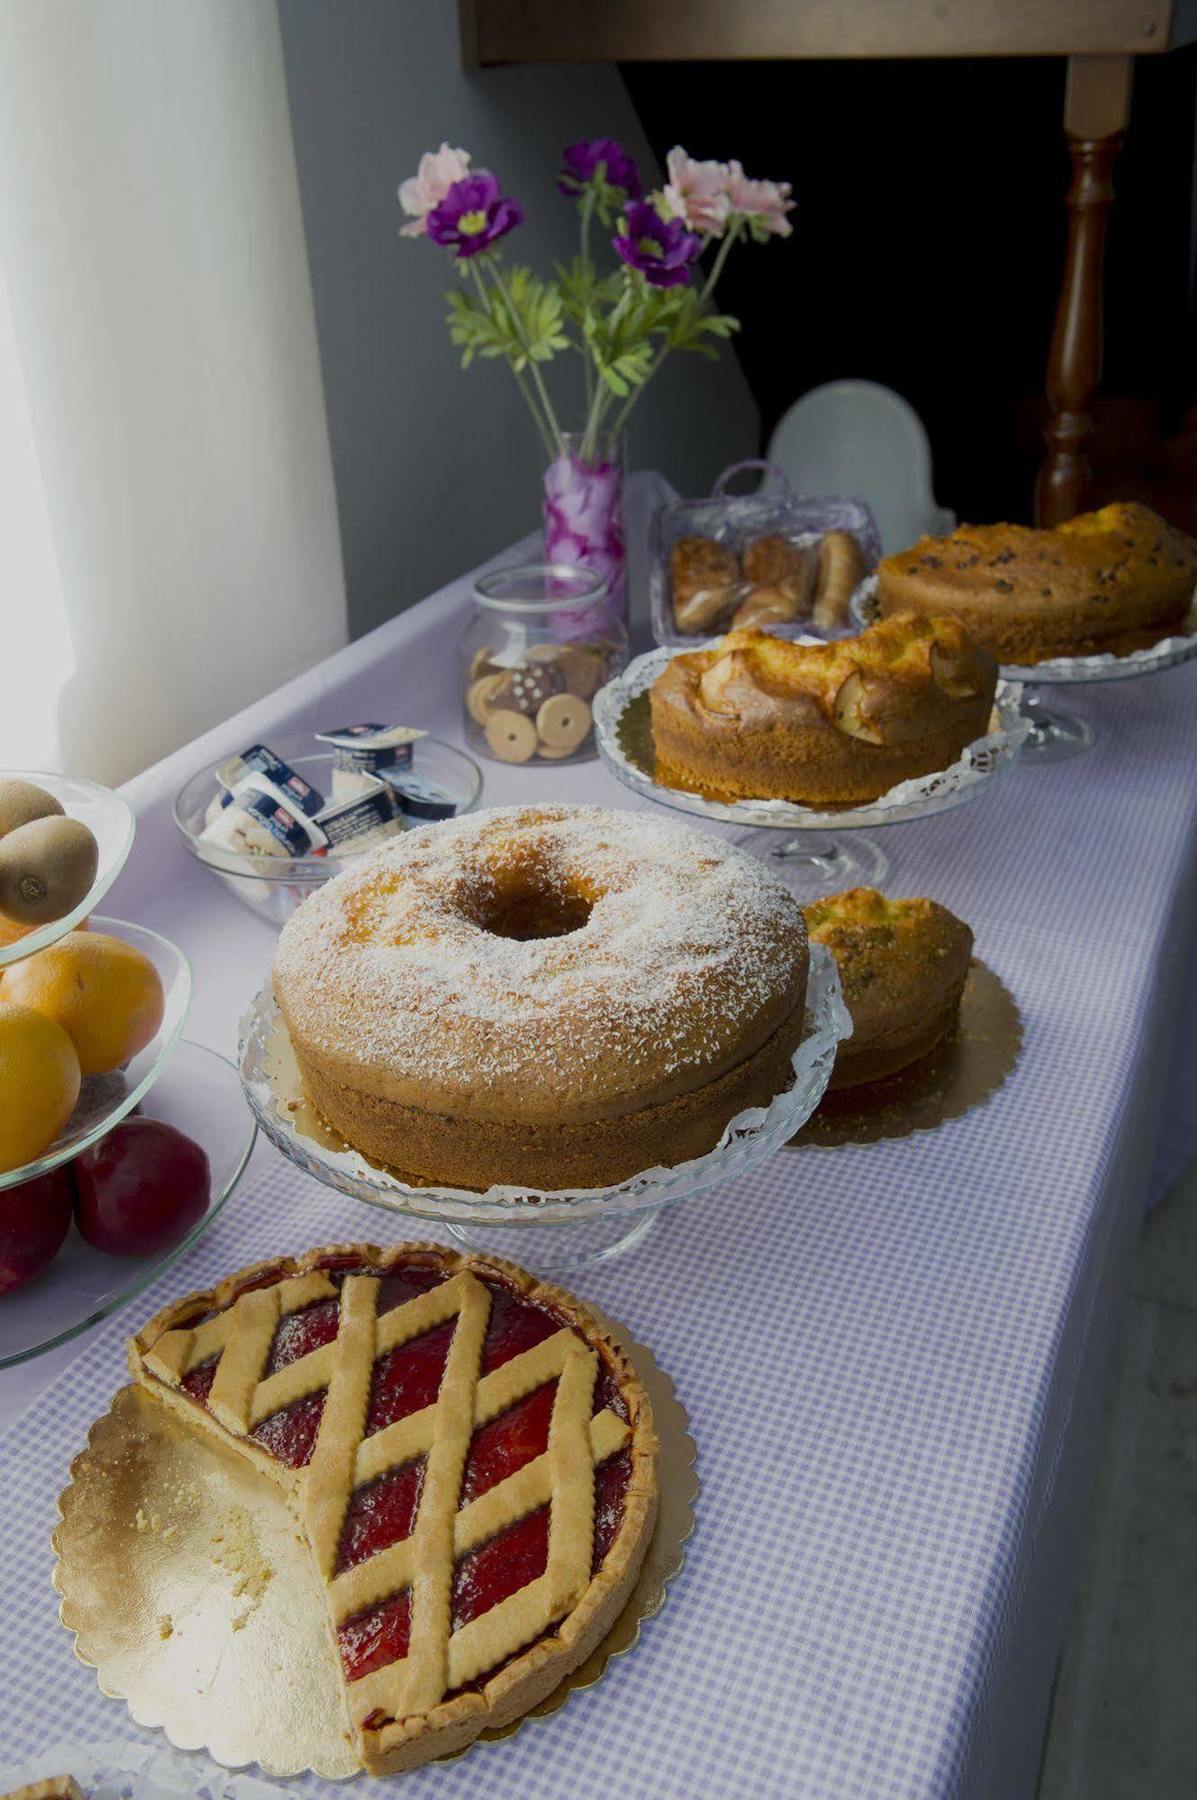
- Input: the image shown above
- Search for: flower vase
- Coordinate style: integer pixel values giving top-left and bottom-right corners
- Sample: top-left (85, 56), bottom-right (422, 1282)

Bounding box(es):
top-left (542, 430), bottom-right (626, 636)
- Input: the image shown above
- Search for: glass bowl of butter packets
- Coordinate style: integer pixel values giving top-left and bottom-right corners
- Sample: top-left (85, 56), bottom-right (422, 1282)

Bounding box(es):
top-left (174, 726), bottom-right (484, 927)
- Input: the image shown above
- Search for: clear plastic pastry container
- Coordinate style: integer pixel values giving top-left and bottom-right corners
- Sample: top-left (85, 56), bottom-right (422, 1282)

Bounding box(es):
top-left (649, 462), bottom-right (882, 648)
top-left (461, 563), bottom-right (628, 767)
top-left (174, 733), bottom-right (483, 929)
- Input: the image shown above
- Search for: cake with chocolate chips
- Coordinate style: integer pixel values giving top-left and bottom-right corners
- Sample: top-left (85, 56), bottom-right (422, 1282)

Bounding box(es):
top-left (876, 502), bottom-right (1197, 664)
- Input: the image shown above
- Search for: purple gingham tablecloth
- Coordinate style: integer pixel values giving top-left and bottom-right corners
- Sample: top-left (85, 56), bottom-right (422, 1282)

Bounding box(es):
top-left (1, 506), bottom-right (1195, 1799)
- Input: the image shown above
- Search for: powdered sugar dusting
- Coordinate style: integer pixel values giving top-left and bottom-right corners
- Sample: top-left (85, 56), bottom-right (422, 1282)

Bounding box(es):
top-left (273, 804), bottom-right (807, 1109)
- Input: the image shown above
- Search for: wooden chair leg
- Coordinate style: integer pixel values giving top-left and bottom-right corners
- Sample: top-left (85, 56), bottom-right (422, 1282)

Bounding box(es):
top-left (1035, 55), bottom-right (1133, 527)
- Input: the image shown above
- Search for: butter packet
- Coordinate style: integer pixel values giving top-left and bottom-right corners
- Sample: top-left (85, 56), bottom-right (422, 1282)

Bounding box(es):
top-left (199, 773), bottom-right (328, 859)
top-left (314, 779), bottom-right (405, 855)
top-left (316, 723), bottom-right (426, 799)
top-left (215, 743), bottom-right (325, 817)
top-left (382, 770), bottom-right (458, 821)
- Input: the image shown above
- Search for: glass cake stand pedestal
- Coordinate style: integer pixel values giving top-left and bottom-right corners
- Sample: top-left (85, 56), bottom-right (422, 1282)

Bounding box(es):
top-left (1002, 623), bottom-right (1197, 758)
top-left (592, 648), bottom-right (1030, 901)
top-left (238, 945), bottom-right (850, 1274)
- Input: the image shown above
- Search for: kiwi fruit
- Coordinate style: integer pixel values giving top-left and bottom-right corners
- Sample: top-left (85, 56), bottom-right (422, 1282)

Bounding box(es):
top-left (0, 815), bottom-right (99, 925)
top-left (0, 778), bottom-right (63, 839)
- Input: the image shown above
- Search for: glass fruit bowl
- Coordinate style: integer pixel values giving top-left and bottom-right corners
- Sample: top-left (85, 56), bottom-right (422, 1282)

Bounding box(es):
top-left (173, 733), bottom-right (484, 929)
top-left (0, 771), bottom-right (135, 968)
top-left (0, 1041), bottom-right (255, 1367)
top-left (238, 943), bottom-right (850, 1271)
top-left (0, 917), bottom-right (193, 1192)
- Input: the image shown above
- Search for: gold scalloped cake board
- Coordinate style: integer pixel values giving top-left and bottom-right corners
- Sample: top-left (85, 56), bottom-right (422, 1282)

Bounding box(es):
top-left (790, 959), bottom-right (1022, 1148)
top-left (52, 1314), bottom-right (695, 1781)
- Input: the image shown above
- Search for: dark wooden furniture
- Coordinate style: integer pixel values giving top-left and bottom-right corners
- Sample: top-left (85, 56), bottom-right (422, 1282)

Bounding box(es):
top-left (462, 0), bottom-right (1197, 524)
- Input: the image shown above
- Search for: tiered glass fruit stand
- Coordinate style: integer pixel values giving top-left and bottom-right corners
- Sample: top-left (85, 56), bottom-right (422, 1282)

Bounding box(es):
top-left (0, 778), bottom-right (256, 1367)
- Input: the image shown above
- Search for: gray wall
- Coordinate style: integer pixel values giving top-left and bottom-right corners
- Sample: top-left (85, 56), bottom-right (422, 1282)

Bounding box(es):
top-left (277, 0), bottom-right (759, 639)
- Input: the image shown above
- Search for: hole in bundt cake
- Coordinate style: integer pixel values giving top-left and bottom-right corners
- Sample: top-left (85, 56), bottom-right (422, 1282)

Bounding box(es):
top-left (462, 856), bottom-right (596, 942)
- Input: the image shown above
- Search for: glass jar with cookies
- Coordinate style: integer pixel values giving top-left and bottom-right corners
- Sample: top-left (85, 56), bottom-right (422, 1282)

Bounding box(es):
top-left (462, 564), bottom-right (628, 766)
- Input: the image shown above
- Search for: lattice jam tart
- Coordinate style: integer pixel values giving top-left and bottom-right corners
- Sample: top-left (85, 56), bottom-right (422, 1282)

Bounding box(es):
top-left (127, 1243), bottom-right (659, 1775)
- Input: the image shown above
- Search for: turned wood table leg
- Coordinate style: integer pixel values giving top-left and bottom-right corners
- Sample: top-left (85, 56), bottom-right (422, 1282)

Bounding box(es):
top-left (1035, 55), bottom-right (1133, 527)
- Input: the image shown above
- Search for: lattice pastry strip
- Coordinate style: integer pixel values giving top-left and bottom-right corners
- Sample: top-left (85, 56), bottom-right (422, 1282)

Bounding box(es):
top-left (138, 1264), bottom-right (634, 1733)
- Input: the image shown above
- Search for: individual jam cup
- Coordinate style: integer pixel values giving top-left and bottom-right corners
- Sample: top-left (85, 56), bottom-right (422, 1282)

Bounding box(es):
top-left (462, 563), bottom-right (628, 766)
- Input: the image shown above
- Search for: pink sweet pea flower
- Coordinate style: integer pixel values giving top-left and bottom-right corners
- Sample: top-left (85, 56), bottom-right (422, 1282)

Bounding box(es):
top-left (662, 147), bottom-right (731, 237)
top-left (398, 143), bottom-right (472, 238)
top-left (724, 161), bottom-right (795, 237)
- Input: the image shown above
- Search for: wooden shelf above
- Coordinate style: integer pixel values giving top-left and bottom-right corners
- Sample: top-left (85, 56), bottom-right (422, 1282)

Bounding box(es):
top-left (462, 0), bottom-right (1193, 66)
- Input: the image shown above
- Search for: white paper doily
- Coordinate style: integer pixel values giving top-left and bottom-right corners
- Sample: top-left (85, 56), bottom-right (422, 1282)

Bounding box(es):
top-left (591, 644), bottom-right (1028, 832)
top-left (851, 576), bottom-right (1197, 684)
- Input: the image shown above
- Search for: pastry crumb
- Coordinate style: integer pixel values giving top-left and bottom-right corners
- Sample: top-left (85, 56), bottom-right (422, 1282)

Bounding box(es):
top-left (157, 1614), bottom-right (174, 1640)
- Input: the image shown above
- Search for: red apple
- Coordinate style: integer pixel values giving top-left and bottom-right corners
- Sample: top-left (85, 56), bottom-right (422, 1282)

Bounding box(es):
top-left (0, 1166), bottom-right (75, 1292)
top-left (74, 1119), bottom-right (210, 1256)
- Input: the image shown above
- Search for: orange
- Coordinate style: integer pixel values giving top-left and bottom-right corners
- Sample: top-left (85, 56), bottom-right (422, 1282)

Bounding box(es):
top-left (0, 1000), bottom-right (81, 1172)
top-left (0, 915), bottom-right (87, 951)
top-left (3, 930), bottom-right (165, 1076)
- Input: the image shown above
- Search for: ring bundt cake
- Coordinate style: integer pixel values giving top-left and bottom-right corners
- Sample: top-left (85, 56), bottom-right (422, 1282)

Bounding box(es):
top-left (876, 502), bottom-right (1197, 663)
top-left (649, 615), bottom-right (998, 807)
top-left (273, 804), bottom-right (810, 1190)
top-left (803, 887), bottom-right (973, 1088)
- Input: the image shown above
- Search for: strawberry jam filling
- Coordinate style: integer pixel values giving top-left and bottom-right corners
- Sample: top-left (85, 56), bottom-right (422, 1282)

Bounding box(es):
top-left (179, 1256), bottom-right (633, 1695)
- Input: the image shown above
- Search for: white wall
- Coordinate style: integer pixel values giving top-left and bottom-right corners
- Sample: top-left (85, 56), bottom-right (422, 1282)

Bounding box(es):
top-left (278, 0), bottom-right (760, 638)
top-left (0, 0), bottom-right (347, 785)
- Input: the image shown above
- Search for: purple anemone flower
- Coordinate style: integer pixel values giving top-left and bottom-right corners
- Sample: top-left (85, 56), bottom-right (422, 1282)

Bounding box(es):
top-left (558, 138), bottom-right (642, 200)
top-left (426, 171), bottom-right (522, 259)
top-left (612, 202), bottom-right (701, 289)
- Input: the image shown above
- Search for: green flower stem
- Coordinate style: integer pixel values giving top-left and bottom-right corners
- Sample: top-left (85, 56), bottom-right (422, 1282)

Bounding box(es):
top-left (580, 278), bottom-right (634, 461)
top-left (609, 221), bottom-right (744, 439)
top-left (579, 188), bottom-right (596, 412)
top-left (466, 263), bottom-right (556, 459)
top-left (487, 259), bottom-right (566, 459)
top-left (580, 186), bottom-right (595, 272)
top-left (696, 220), bottom-right (741, 308)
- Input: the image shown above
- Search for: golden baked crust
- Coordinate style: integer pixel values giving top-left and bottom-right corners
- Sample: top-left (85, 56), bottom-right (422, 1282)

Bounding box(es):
top-left (670, 534), bottom-right (741, 632)
top-left (2, 1783), bottom-right (85, 1800)
top-left (649, 616), bottom-right (997, 806)
top-left (273, 804), bottom-right (809, 1189)
top-left (297, 999), bottom-right (805, 1190)
top-left (877, 502), bottom-right (1197, 663)
top-left (128, 1241), bottom-right (659, 1777)
top-left (811, 530), bottom-right (868, 630)
top-left (803, 887), bottom-right (973, 1087)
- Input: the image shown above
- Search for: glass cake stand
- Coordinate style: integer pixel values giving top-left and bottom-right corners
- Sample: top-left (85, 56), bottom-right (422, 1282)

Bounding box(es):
top-left (852, 580), bottom-right (1197, 763)
top-left (237, 944), bottom-right (850, 1273)
top-left (591, 645), bottom-right (1029, 898)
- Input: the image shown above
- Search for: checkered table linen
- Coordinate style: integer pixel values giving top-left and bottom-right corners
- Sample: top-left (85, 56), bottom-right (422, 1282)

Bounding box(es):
top-left (1, 511), bottom-right (1195, 1799)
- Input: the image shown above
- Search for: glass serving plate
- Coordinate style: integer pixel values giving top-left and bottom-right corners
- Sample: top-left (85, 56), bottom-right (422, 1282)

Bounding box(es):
top-left (173, 734), bottom-right (485, 929)
top-left (852, 579), bottom-right (1197, 760)
top-left (0, 917), bottom-right (193, 1192)
top-left (238, 943), bottom-right (850, 1271)
top-left (593, 644), bottom-right (1028, 833)
top-left (0, 771), bottom-right (135, 968)
top-left (0, 1041), bottom-right (256, 1367)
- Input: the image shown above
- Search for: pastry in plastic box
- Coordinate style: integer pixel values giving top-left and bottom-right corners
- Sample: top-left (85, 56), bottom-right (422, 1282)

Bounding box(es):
top-left (650, 462), bottom-right (881, 646)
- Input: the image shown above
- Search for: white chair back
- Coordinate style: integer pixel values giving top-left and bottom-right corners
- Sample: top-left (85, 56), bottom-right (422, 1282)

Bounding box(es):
top-left (767, 380), bottom-right (955, 555)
